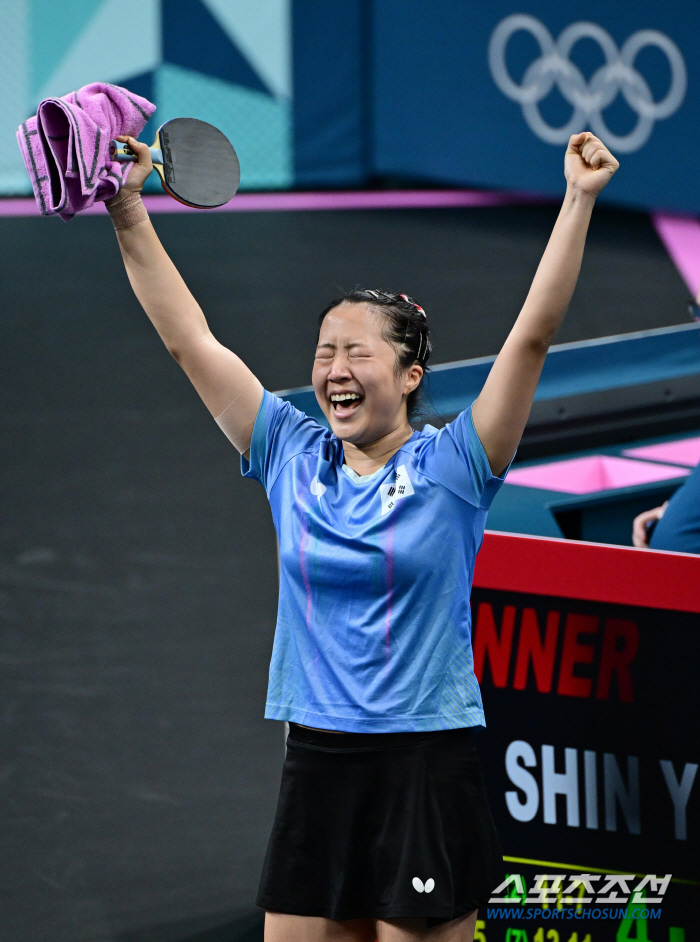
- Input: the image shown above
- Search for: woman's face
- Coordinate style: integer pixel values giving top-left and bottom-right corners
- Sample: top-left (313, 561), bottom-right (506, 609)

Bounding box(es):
top-left (312, 302), bottom-right (422, 445)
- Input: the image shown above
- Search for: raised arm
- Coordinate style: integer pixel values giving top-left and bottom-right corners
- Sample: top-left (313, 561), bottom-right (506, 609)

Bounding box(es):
top-left (106, 135), bottom-right (263, 454)
top-left (472, 132), bottom-right (619, 475)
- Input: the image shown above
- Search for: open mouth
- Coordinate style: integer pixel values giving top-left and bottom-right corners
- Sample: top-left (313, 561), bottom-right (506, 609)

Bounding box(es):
top-left (330, 392), bottom-right (364, 417)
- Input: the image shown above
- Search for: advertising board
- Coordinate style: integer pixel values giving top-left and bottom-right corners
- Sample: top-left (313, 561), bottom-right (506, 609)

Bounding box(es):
top-left (471, 533), bottom-right (699, 940)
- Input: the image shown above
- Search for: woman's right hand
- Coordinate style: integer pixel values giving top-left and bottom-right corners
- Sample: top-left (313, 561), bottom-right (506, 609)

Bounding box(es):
top-left (632, 502), bottom-right (668, 547)
top-left (107, 135), bottom-right (153, 203)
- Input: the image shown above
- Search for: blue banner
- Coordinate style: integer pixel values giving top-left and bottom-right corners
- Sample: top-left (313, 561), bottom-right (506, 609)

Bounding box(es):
top-left (6, 0), bottom-right (700, 212)
top-left (371, 0), bottom-right (700, 212)
top-left (292, 0), bottom-right (368, 186)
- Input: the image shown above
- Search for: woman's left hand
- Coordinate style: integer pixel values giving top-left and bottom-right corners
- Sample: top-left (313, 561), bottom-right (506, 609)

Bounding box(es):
top-left (564, 131), bottom-right (619, 199)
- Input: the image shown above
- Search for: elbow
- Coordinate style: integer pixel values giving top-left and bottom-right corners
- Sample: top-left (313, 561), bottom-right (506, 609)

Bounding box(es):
top-left (166, 339), bottom-right (196, 371)
top-left (514, 315), bottom-right (560, 355)
top-left (167, 343), bottom-right (184, 364)
top-left (535, 318), bottom-right (561, 352)
top-left (164, 340), bottom-right (183, 366)
top-left (165, 329), bottom-right (213, 371)
top-left (161, 322), bottom-right (213, 368)
top-left (526, 334), bottom-right (553, 357)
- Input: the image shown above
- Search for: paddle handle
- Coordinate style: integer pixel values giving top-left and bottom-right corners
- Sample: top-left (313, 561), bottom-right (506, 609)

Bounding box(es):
top-left (110, 139), bottom-right (163, 165)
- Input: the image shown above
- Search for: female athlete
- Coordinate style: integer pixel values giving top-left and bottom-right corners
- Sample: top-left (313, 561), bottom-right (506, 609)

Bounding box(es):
top-left (106, 131), bottom-right (618, 941)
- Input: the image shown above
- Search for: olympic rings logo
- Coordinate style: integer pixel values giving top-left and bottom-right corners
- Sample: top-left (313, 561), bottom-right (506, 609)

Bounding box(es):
top-left (488, 14), bottom-right (687, 153)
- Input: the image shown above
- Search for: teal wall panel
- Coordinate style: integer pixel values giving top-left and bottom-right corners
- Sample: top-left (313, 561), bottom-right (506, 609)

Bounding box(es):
top-left (156, 63), bottom-right (292, 190)
top-left (3, 0), bottom-right (293, 196)
top-left (29, 0), bottom-right (104, 96)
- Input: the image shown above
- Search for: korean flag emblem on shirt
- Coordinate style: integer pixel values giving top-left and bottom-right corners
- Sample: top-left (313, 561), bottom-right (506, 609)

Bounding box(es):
top-left (380, 464), bottom-right (415, 516)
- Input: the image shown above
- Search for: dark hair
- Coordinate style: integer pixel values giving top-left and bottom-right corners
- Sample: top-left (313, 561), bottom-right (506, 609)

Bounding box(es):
top-left (317, 289), bottom-right (433, 421)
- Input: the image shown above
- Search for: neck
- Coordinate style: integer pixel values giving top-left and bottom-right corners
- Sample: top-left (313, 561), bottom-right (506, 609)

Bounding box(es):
top-left (342, 421), bottom-right (414, 475)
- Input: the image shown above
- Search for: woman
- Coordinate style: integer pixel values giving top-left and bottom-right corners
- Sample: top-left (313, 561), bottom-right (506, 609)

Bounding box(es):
top-left (106, 131), bottom-right (618, 941)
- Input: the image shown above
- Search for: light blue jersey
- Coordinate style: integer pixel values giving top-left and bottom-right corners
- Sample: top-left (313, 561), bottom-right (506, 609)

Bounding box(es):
top-left (241, 390), bottom-right (507, 733)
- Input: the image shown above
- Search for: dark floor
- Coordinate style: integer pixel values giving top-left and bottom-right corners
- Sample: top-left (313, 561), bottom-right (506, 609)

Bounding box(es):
top-left (0, 203), bottom-right (689, 942)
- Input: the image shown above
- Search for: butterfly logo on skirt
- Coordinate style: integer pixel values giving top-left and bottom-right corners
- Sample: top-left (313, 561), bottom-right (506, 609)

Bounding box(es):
top-left (412, 877), bottom-right (435, 893)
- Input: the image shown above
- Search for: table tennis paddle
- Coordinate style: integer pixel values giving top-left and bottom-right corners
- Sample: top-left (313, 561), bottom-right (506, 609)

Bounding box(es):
top-left (110, 117), bottom-right (240, 209)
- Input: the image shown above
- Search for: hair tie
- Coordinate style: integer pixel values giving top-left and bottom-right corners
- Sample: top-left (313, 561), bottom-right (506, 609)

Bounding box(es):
top-left (399, 293), bottom-right (426, 318)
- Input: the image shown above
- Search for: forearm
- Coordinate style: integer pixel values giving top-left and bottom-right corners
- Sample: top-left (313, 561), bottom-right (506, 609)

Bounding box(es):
top-left (104, 140), bottom-right (263, 437)
top-left (114, 214), bottom-right (210, 358)
top-left (512, 184), bottom-right (595, 347)
top-left (472, 132), bottom-right (617, 474)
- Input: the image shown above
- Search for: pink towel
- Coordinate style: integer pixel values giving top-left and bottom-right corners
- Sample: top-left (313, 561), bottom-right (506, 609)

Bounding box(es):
top-left (17, 82), bottom-right (156, 221)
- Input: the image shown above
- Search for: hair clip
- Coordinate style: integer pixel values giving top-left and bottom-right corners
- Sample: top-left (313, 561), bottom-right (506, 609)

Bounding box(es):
top-left (398, 293), bottom-right (426, 318)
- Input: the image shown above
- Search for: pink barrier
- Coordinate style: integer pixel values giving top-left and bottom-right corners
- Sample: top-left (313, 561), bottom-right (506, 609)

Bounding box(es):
top-left (652, 212), bottom-right (700, 297)
top-left (0, 188), bottom-right (549, 218)
top-left (624, 435), bottom-right (700, 467)
top-left (506, 454), bottom-right (689, 494)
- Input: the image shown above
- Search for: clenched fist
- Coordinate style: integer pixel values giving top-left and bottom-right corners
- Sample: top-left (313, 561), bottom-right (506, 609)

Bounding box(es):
top-left (565, 132), bottom-right (619, 198)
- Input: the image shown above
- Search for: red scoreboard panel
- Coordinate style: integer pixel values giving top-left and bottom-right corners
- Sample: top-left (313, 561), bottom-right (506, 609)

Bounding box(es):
top-left (471, 532), bottom-right (700, 942)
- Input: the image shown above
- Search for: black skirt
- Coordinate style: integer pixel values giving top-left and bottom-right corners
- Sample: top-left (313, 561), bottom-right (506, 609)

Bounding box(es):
top-left (257, 724), bottom-right (504, 926)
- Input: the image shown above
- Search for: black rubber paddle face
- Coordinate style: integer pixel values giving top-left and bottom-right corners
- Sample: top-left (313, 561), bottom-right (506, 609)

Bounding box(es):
top-left (156, 118), bottom-right (240, 209)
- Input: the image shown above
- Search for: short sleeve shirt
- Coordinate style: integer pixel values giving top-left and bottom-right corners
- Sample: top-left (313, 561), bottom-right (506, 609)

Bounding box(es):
top-left (242, 390), bottom-right (508, 732)
top-left (650, 462), bottom-right (700, 554)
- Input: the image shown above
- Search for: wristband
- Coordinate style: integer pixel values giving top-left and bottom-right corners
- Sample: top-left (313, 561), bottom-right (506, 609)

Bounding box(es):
top-left (106, 191), bottom-right (148, 231)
